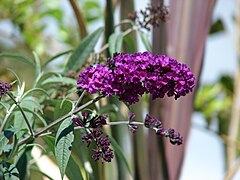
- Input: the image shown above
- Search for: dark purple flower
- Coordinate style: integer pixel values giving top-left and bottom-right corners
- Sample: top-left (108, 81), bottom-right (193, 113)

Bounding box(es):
top-left (82, 129), bottom-right (114, 163)
top-left (77, 52), bottom-right (195, 105)
top-left (0, 80), bottom-right (12, 97)
top-left (128, 112), bottom-right (136, 122)
top-left (128, 124), bottom-right (139, 133)
top-left (144, 114), bottom-right (163, 129)
top-left (72, 116), bottom-right (83, 127)
top-left (89, 114), bottom-right (107, 128)
top-left (163, 128), bottom-right (183, 145)
top-left (72, 112), bottom-right (107, 128)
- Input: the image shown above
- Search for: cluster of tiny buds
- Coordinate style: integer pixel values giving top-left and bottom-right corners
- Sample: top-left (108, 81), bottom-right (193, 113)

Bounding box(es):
top-left (144, 114), bottom-right (183, 145)
top-left (0, 80), bottom-right (12, 97)
top-left (128, 3), bottom-right (170, 31)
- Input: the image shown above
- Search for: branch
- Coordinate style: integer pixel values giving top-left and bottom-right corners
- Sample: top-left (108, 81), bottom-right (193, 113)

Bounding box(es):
top-left (17, 94), bottom-right (104, 147)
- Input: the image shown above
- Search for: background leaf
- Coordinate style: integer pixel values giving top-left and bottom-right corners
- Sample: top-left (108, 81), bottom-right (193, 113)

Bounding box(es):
top-left (64, 27), bottom-right (104, 72)
top-left (0, 53), bottom-right (34, 67)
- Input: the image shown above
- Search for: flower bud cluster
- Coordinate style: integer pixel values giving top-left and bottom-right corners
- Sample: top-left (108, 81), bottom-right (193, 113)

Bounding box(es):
top-left (144, 114), bottom-right (183, 145)
top-left (128, 3), bottom-right (170, 31)
top-left (0, 80), bottom-right (12, 97)
top-left (72, 112), bottom-right (113, 162)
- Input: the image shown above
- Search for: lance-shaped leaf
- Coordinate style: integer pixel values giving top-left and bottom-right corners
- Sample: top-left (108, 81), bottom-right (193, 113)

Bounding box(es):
top-left (0, 53), bottom-right (34, 67)
top-left (64, 27), bottom-right (104, 72)
top-left (139, 30), bottom-right (152, 52)
top-left (108, 33), bottom-right (123, 57)
top-left (55, 118), bottom-right (74, 179)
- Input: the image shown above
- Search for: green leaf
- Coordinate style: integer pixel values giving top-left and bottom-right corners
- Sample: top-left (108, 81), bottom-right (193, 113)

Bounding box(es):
top-left (108, 33), bottom-right (123, 57)
top-left (42, 50), bottom-right (72, 68)
top-left (108, 134), bottom-right (132, 175)
top-left (123, 35), bottom-right (136, 54)
top-left (98, 104), bottom-right (119, 114)
top-left (139, 31), bottom-right (152, 52)
top-left (0, 102), bottom-right (10, 111)
top-left (54, 100), bottom-right (73, 120)
top-left (40, 77), bottom-right (76, 87)
top-left (64, 27), bottom-right (104, 72)
top-left (22, 88), bottom-right (49, 99)
top-left (20, 107), bottom-right (47, 126)
top-left (34, 72), bottom-right (61, 88)
top-left (55, 118), bottom-right (74, 179)
top-left (21, 96), bottom-right (43, 114)
top-left (7, 68), bottom-right (22, 88)
top-left (33, 51), bottom-right (42, 78)
top-left (0, 132), bottom-right (9, 151)
top-left (0, 53), bottom-right (34, 67)
top-left (209, 18), bottom-right (225, 35)
top-left (65, 156), bottom-right (84, 180)
top-left (1, 162), bottom-right (19, 180)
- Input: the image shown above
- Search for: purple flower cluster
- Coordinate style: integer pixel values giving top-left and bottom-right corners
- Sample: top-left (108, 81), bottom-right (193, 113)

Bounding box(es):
top-left (77, 52), bottom-right (195, 105)
top-left (82, 129), bottom-right (114, 162)
top-left (144, 114), bottom-right (183, 145)
top-left (0, 80), bottom-right (12, 97)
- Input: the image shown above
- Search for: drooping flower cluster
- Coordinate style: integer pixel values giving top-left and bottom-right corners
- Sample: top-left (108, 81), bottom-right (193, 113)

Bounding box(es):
top-left (77, 52), bottom-right (195, 105)
top-left (72, 112), bottom-right (113, 162)
top-left (82, 129), bottom-right (114, 162)
top-left (144, 114), bottom-right (183, 145)
top-left (0, 80), bottom-right (12, 97)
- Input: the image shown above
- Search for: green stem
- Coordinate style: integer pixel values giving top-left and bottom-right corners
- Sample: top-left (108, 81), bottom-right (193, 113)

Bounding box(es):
top-left (6, 92), bottom-right (34, 136)
top-left (17, 94), bottom-right (104, 147)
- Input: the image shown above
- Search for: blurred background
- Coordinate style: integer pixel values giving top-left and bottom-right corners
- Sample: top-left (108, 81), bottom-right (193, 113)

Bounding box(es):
top-left (0, 0), bottom-right (239, 179)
